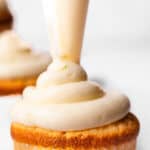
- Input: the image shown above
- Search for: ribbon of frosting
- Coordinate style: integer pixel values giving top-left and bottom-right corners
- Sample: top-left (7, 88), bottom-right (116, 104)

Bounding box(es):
top-left (11, 0), bottom-right (130, 131)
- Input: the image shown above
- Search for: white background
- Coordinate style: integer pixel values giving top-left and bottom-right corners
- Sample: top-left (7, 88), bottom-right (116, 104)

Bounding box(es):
top-left (0, 0), bottom-right (150, 149)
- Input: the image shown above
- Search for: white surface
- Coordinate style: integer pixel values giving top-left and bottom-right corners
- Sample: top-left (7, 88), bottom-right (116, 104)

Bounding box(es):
top-left (0, 0), bottom-right (150, 149)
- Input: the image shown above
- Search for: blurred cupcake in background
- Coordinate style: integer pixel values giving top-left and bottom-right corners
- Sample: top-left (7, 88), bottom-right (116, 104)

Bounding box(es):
top-left (0, 0), bottom-right (13, 32)
top-left (0, 31), bottom-right (51, 95)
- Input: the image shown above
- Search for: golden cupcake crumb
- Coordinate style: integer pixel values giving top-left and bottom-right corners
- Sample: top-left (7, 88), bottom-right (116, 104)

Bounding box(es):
top-left (0, 77), bottom-right (36, 95)
top-left (11, 113), bottom-right (139, 149)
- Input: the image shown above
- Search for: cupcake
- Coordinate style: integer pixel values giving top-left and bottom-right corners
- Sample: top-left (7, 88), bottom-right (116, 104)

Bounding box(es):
top-left (11, 113), bottom-right (139, 150)
top-left (0, 31), bottom-right (51, 95)
top-left (11, 60), bottom-right (140, 150)
top-left (11, 0), bottom-right (140, 149)
top-left (0, 0), bottom-right (13, 32)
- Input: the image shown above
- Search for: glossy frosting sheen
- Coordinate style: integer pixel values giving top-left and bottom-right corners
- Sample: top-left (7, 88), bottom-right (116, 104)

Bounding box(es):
top-left (0, 31), bottom-right (51, 79)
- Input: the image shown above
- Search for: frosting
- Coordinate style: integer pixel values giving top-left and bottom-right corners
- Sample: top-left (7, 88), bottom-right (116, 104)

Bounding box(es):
top-left (11, 60), bottom-right (130, 131)
top-left (23, 60), bottom-right (103, 103)
top-left (11, 91), bottom-right (130, 131)
top-left (11, 0), bottom-right (130, 131)
top-left (42, 0), bottom-right (89, 63)
top-left (0, 31), bottom-right (51, 79)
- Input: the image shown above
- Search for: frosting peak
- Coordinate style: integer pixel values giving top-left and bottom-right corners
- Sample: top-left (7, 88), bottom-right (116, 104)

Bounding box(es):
top-left (37, 59), bottom-right (87, 87)
top-left (23, 60), bottom-right (104, 103)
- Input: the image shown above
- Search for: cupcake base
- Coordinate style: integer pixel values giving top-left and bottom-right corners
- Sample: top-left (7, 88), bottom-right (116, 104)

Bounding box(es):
top-left (11, 113), bottom-right (140, 150)
top-left (13, 139), bottom-right (136, 150)
top-left (0, 77), bottom-right (36, 95)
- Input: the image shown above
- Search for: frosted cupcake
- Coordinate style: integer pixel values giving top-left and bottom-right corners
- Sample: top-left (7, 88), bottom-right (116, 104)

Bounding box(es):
top-left (0, 0), bottom-right (13, 32)
top-left (11, 0), bottom-right (140, 149)
top-left (0, 31), bottom-right (51, 95)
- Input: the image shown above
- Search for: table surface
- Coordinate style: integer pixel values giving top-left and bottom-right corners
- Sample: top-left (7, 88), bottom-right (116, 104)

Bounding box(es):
top-left (0, 47), bottom-right (149, 150)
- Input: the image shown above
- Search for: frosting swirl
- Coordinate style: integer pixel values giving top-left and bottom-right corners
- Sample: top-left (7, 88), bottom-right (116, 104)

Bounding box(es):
top-left (11, 0), bottom-right (130, 131)
top-left (11, 59), bottom-right (130, 131)
top-left (0, 31), bottom-right (51, 79)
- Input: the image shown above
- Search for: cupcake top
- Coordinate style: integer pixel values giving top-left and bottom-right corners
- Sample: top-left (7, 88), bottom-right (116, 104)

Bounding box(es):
top-left (11, 0), bottom-right (130, 131)
top-left (0, 31), bottom-right (51, 79)
top-left (11, 59), bottom-right (130, 131)
top-left (0, 0), bottom-right (12, 22)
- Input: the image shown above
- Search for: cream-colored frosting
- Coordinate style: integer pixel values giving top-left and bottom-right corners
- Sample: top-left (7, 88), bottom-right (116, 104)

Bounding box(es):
top-left (0, 31), bottom-right (51, 79)
top-left (11, 0), bottom-right (130, 131)
top-left (11, 60), bottom-right (130, 131)
top-left (42, 0), bottom-right (88, 63)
